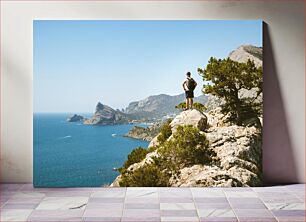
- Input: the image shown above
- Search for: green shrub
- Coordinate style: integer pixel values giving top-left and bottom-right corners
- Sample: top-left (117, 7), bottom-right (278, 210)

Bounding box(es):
top-left (119, 162), bottom-right (170, 187)
top-left (122, 147), bottom-right (149, 170)
top-left (175, 102), bottom-right (207, 112)
top-left (157, 119), bottom-right (172, 144)
top-left (119, 125), bottom-right (217, 187)
top-left (158, 125), bottom-right (216, 171)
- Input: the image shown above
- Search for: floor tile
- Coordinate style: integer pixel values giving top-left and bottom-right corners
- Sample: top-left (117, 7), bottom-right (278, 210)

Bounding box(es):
top-left (198, 209), bottom-right (235, 217)
top-left (125, 197), bottom-right (159, 203)
top-left (36, 196), bottom-right (88, 210)
top-left (230, 202), bottom-right (267, 209)
top-left (29, 209), bottom-right (85, 218)
top-left (224, 191), bottom-right (258, 198)
top-left (125, 203), bottom-right (160, 209)
top-left (200, 217), bottom-right (238, 222)
top-left (228, 197), bottom-right (263, 204)
top-left (161, 209), bottom-right (198, 217)
top-left (122, 217), bottom-right (161, 221)
top-left (83, 217), bottom-right (121, 222)
top-left (276, 217), bottom-right (306, 222)
top-left (86, 202), bottom-right (123, 209)
top-left (160, 197), bottom-right (194, 203)
top-left (159, 189), bottom-right (192, 198)
top-left (89, 197), bottom-right (124, 203)
top-left (265, 202), bottom-right (305, 210)
top-left (271, 209), bottom-right (305, 217)
top-left (9, 191), bottom-right (45, 199)
top-left (194, 197), bottom-right (228, 203)
top-left (6, 197), bottom-right (44, 204)
top-left (126, 188), bottom-right (158, 198)
top-left (91, 189), bottom-right (126, 198)
top-left (196, 202), bottom-right (231, 209)
top-left (191, 188), bottom-right (225, 197)
top-left (1, 203), bottom-right (39, 209)
top-left (234, 209), bottom-right (274, 218)
top-left (83, 208), bottom-right (123, 217)
top-left (162, 216), bottom-right (199, 222)
top-left (160, 203), bottom-right (196, 210)
top-left (237, 218), bottom-right (277, 222)
top-left (122, 209), bottom-right (160, 217)
top-left (0, 209), bottom-right (33, 221)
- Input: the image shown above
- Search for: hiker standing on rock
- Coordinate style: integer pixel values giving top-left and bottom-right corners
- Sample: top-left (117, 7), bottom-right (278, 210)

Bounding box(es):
top-left (182, 72), bottom-right (197, 110)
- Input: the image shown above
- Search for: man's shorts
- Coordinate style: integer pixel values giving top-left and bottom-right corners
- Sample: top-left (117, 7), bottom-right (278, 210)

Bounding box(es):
top-left (185, 90), bottom-right (194, 99)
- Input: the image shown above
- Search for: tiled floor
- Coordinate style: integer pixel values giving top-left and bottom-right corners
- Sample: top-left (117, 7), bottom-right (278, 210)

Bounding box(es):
top-left (0, 184), bottom-right (304, 222)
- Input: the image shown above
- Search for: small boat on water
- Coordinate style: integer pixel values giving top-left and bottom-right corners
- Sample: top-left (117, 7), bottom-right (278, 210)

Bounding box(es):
top-left (111, 134), bottom-right (117, 137)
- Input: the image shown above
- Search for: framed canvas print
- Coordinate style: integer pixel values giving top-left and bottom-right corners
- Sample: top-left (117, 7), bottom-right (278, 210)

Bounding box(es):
top-left (34, 20), bottom-right (263, 187)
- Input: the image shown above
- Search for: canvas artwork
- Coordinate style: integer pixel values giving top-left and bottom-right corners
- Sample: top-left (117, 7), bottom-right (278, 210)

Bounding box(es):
top-left (34, 20), bottom-right (263, 187)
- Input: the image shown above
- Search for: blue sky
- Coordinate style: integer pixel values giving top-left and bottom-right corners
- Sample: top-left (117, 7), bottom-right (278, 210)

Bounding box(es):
top-left (34, 20), bottom-right (262, 113)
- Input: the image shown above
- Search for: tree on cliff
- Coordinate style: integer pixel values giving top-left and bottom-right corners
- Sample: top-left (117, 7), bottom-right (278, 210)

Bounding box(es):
top-left (198, 58), bottom-right (262, 125)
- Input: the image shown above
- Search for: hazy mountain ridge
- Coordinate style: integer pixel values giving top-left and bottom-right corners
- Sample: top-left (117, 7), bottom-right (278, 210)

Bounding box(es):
top-left (125, 93), bottom-right (208, 119)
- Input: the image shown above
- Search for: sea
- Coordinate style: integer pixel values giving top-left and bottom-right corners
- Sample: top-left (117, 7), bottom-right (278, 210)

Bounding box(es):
top-left (33, 113), bottom-right (149, 187)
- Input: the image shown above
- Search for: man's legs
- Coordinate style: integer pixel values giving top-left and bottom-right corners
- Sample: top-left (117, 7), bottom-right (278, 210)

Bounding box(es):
top-left (189, 98), bottom-right (193, 109)
top-left (185, 98), bottom-right (189, 109)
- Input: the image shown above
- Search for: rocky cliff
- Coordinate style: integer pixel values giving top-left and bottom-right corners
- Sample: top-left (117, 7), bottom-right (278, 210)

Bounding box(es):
top-left (124, 123), bottom-right (163, 142)
top-left (84, 102), bottom-right (131, 125)
top-left (112, 108), bottom-right (262, 187)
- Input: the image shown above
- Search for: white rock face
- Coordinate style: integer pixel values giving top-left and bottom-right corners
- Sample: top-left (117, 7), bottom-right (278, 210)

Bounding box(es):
top-left (170, 124), bottom-right (262, 187)
top-left (229, 45), bottom-right (262, 68)
top-left (170, 109), bottom-right (208, 133)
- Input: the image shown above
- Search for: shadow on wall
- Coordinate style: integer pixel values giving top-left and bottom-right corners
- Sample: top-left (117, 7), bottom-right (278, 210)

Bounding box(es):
top-left (262, 22), bottom-right (298, 185)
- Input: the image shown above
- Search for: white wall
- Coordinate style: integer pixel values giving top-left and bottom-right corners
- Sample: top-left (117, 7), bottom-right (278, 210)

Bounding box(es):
top-left (1, 1), bottom-right (305, 184)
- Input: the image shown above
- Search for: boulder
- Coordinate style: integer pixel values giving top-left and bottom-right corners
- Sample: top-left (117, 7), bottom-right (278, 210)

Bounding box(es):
top-left (170, 109), bottom-right (208, 132)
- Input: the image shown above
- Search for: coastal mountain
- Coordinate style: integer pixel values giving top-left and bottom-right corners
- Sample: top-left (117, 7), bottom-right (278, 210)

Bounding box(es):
top-left (125, 94), bottom-right (208, 119)
top-left (83, 102), bottom-right (131, 125)
top-left (73, 94), bottom-right (207, 125)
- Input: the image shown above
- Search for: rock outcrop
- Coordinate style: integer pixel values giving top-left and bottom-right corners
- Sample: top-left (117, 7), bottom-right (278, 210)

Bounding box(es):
top-left (170, 109), bottom-right (208, 133)
top-left (112, 108), bottom-right (262, 187)
top-left (170, 123), bottom-right (262, 187)
top-left (124, 123), bottom-right (163, 141)
top-left (229, 45), bottom-right (262, 68)
top-left (67, 114), bottom-right (84, 122)
top-left (84, 102), bottom-right (130, 125)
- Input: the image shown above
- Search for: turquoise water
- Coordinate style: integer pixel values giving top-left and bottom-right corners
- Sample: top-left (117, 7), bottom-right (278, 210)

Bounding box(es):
top-left (33, 113), bottom-right (149, 187)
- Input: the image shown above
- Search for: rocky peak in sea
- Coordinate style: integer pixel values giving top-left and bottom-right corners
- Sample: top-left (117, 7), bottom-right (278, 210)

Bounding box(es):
top-left (66, 114), bottom-right (84, 122)
top-left (83, 102), bottom-right (131, 125)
